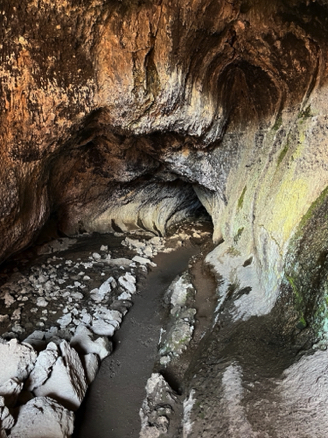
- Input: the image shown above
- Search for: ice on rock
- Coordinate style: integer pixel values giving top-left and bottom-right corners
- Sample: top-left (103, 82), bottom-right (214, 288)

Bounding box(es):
top-left (70, 324), bottom-right (112, 360)
top-left (81, 353), bottom-right (99, 384)
top-left (34, 340), bottom-right (87, 411)
top-left (0, 378), bottom-right (23, 407)
top-left (9, 396), bottom-right (74, 438)
top-left (0, 396), bottom-right (14, 430)
top-left (26, 342), bottom-right (59, 391)
top-left (0, 339), bottom-right (37, 385)
top-left (118, 272), bottom-right (136, 294)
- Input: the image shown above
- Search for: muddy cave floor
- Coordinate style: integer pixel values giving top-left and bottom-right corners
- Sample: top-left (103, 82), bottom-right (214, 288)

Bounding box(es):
top-left (0, 219), bottom-right (323, 438)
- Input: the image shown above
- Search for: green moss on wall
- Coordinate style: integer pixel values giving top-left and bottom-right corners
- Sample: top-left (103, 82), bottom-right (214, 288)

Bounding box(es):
top-left (233, 227), bottom-right (244, 244)
top-left (284, 185), bottom-right (328, 342)
top-left (238, 186), bottom-right (247, 210)
top-left (277, 144), bottom-right (289, 166)
top-left (272, 115), bottom-right (283, 131)
top-left (298, 105), bottom-right (312, 119)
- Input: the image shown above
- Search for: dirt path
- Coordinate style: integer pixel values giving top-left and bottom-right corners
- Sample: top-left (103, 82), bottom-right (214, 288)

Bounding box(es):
top-left (74, 241), bottom-right (202, 438)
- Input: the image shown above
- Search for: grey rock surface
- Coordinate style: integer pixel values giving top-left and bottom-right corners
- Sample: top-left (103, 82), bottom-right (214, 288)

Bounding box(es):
top-left (34, 341), bottom-right (87, 411)
top-left (0, 339), bottom-right (37, 386)
top-left (9, 396), bottom-right (74, 438)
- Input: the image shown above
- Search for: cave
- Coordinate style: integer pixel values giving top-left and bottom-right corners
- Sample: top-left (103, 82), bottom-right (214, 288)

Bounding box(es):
top-left (1, 0), bottom-right (328, 437)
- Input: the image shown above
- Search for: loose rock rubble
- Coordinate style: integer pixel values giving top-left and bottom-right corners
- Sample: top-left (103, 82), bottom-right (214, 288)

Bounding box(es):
top-left (139, 373), bottom-right (178, 438)
top-left (158, 271), bottom-right (197, 366)
top-left (0, 224), bottom-right (211, 437)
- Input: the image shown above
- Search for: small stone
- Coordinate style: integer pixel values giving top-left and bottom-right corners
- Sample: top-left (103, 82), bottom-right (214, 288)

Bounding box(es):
top-left (132, 255), bottom-right (156, 267)
top-left (92, 253), bottom-right (101, 260)
top-left (11, 308), bottom-right (21, 321)
top-left (4, 293), bottom-right (14, 307)
top-left (36, 297), bottom-right (48, 307)
top-left (71, 292), bottom-right (84, 300)
top-left (91, 319), bottom-right (116, 337)
top-left (57, 313), bottom-right (72, 328)
top-left (109, 258), bottom-right (133, 267)
top-left (117, 291), bottom-right (132, 301)
top-left (70, 324), bottom-right (112, 360)
top-left (118, 272), bottom-right (136, 294)
top-left (0, 315), bottom-right (9, 324)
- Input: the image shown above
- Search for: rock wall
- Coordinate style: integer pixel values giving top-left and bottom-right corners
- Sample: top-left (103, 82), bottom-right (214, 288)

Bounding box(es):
top-left (2, 0), bottom-right (328, 337)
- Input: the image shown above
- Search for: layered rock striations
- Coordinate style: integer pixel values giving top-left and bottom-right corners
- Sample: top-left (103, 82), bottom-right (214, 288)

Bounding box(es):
top-left (1, 0), bottom-right (328, 339)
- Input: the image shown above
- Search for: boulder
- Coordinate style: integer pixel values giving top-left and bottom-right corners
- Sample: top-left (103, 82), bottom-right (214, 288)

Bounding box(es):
top-left (0, 339), bottom-right (37, 386)
top-left (34, 341), bottom-right (87, 411)
top-left (118, 273), bottom-right (136, 294)
top-left (70, 324), bottom-right (112, 360)
top-left (0, 396), bottom-right (14, 430)
top-left (9, 397), bottom-right (74, 438)
top-left (81, 354), bottom-right (99, 384)
top-left (0, 378), bottom-right (23, 407)
top-left (26, 342), bottom-right (59, 391)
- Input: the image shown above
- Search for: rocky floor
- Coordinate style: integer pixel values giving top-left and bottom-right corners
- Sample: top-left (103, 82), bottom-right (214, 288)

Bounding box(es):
top-left (0, 220), bottom-right (213, 437)
top-left (0, 219), bottom-right (326, 438)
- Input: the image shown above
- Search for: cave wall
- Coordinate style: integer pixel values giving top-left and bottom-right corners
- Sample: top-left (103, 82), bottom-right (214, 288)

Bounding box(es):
top-left (2, 0), bottom-right (328, 338)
